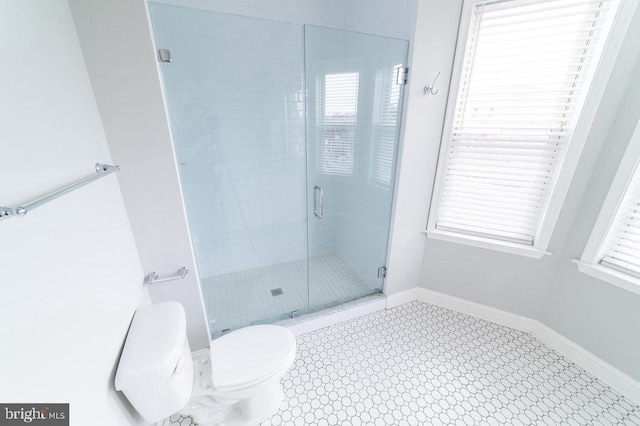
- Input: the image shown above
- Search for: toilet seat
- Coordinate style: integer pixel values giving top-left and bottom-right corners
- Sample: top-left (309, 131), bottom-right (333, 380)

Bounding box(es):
top-left (210, 325), bottom-right (296, 392)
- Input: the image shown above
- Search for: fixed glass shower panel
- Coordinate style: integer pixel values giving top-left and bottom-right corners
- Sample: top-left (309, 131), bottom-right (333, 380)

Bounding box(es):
top-left (149, 4), bottom-right (309, 337)
top-left (305, 26), bottom-right (408, 311)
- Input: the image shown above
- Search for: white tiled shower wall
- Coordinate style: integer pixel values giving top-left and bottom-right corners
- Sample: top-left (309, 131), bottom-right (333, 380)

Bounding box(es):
top-left (150, 0), bottom-right (420, 41)
top-left (150, 0), bottom-right (346, 29)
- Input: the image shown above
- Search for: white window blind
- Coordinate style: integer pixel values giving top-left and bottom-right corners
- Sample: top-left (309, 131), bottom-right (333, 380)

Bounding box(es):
top-left (435, 0), bottom-right (619, 245)
top-left (319, 72), bottom-right (359, 175)
top-left (599, 163), bottom-right (640, 278)
top-left (374, 64), bottom-right (402, 185)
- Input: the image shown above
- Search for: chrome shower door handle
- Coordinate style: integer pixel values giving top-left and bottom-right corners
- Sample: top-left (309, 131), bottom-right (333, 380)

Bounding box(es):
top-left (313, 185), bottom-right (323, 219)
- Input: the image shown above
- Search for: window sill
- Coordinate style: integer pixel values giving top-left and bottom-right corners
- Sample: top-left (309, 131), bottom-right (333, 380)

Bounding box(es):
top-left (572, 260), bottom-right (640, 296)
top-left (424, 229), bottom-right (550, 259)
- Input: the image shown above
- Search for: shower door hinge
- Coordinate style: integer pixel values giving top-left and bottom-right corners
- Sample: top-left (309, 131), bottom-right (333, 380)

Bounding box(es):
top-left (377, 266), bottom-right (387, 279)
top-left (158, 48), bottom-right (172, 63)
top-left (396, 67), bottom-right (409, 85)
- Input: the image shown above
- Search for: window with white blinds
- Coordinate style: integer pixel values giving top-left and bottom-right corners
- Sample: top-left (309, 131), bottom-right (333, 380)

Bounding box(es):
top-left (432, 0), bottom-right (620, 246)
top-left (598, 162), bottom-right (640, 278)
top-left (373, 64), bottom-right (403, 185)
top-left (319, 72), bottom-right (359, 175)
top-left (578, 120), bottom-right (640, 293)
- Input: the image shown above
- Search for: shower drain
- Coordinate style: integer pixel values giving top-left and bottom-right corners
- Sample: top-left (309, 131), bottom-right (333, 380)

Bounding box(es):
top-left (271, 288), bottom-right (284, 296)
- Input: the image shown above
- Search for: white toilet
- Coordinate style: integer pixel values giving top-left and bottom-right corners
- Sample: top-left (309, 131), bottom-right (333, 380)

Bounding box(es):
top-left (115, 302), bottom-right (296, 425)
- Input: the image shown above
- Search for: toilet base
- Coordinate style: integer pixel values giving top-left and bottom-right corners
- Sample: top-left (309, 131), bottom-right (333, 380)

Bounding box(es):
top-left (180, 382), bottom-right (284, 426)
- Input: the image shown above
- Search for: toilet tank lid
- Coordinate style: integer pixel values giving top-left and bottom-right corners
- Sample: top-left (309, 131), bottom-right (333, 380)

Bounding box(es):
top-left (115, 301), bottom-right (187, 390)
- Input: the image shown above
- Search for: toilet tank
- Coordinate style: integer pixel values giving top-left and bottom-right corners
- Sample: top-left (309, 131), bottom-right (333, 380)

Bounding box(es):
top-left (115, 302), bottom-right (194, 423)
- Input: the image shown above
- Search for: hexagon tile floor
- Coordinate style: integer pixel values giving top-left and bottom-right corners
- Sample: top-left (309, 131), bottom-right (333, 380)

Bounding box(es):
top-left (159, 301), bottom-right (640, 425)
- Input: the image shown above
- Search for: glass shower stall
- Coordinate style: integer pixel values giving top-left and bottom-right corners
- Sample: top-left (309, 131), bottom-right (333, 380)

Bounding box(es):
top-left (149, 4), bottom-right (408, 338)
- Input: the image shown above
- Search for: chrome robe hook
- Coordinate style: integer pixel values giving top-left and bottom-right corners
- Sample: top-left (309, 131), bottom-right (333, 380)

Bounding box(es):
top-left (424, 71), bottom-right (441, 96)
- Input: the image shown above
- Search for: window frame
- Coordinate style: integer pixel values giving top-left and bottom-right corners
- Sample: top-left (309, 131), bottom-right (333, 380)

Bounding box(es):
top-left (426, 0), bottom-right (638, 259)
top-left (577, 119), bottom-right (640, 296)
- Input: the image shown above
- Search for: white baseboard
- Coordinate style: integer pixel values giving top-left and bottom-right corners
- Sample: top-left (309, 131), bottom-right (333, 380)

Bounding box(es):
top-left (385, 288), bottom-right (420, 309)
top-left (415, 288), bottom-right (537, 333)
top-left (531, 323), bottom-right (640, 406)
top-left (386, 287), bottom-right (640, 406)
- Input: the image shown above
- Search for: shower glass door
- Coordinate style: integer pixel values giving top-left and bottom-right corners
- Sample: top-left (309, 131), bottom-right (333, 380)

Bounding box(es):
top-left (305, 26), bottom-right (408, 311)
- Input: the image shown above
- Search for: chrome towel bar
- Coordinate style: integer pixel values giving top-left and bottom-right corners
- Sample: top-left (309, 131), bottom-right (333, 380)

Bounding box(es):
top-left (0, 163), bottom-right (120, 221)
top-left (145, 267), bottom-right (189, 284)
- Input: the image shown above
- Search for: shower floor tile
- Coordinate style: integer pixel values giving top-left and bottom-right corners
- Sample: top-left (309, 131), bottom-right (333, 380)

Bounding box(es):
top-left (159, 301), bottom-right (640, 426)
top-left (201, 253), bottom-right (377, 337)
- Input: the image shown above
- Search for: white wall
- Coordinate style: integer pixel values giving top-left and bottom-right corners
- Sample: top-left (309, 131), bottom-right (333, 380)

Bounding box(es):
top-left (539, 22), bottom-right (640, 381)
top-left (68, 0), bottom-right (211, 350)
top-left (150, 0), bottom-right (346, 30)
top-left (0, 1), bottom-right (148, 424)
top-left (343, 0), bottom-right (419, 40)
top-left (385, 0), bottom-right (464, 296)
top-left (417, 4), bottom-right (640, 379)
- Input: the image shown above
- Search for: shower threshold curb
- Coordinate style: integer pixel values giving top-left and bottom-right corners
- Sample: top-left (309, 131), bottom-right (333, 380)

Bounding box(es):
top-left (275, 293), bottom-right (387, 336)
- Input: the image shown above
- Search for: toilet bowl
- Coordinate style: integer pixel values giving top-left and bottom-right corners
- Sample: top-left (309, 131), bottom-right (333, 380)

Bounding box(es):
top-left (115, 302), bottom-right (296, 426)
top-left (182, 325), bottom-right (296, 425)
